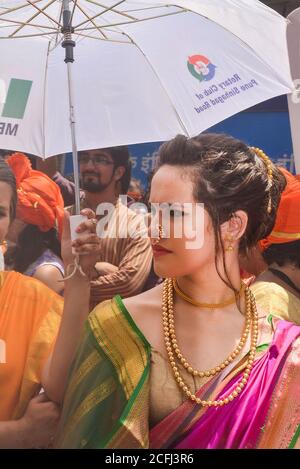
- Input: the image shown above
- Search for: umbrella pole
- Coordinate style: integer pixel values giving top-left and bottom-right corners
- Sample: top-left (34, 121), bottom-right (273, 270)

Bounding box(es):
top-left (66, 63), bottom-right (81, 215)
top-left (62, 0), bottom-right (80, 215)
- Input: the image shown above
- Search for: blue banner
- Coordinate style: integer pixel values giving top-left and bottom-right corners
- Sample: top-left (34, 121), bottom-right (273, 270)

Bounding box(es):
top-left (64, 97), bottom-right (295, 191)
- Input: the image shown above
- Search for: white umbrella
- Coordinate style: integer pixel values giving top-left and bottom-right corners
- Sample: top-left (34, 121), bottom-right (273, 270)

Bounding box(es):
top-left (0, 0), bottom-right (295, 213)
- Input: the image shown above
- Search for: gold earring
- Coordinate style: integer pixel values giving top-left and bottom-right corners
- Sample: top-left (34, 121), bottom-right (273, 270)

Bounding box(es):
top-left (0, 240), bottom-right (7, 254)
top-left (225, 234), bottom-right (234, 252)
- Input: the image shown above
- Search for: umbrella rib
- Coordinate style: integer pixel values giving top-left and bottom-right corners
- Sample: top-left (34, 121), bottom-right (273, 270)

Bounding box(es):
top-left (23, 0), bottom-right (62, 27)
top-left (76, 9), bottom-right (186, 32)
top-left (70, 0), bottom-right (78, 23)
top-left (74, 31), bottom-right (129, 43)
top-left (0, 0), bottom-right (42, 18)
top-left (74, 0), bottom-right (126, 28)
top-left (85, 0), bottom-right (137, 20)
top-left (0, 30), bottom-right (59, 39)
top-left (54, 3), bottom-right (64, 46)
top-left (9, 0), bottom-right (59, 37)
top-left (73, 1), bottom-right (108, 39)
top-left (121, 5), bottom-right (176, 14)
top-left (0, 17), bottom-right (57, 31)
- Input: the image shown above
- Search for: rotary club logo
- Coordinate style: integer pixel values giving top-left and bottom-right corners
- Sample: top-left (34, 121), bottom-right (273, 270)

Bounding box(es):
top-left (187, 55), bottom-right (216, 82)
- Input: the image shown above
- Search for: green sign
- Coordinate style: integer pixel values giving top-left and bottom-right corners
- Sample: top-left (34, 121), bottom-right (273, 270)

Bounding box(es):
top-left (1, 78), bottom-right (32, 119)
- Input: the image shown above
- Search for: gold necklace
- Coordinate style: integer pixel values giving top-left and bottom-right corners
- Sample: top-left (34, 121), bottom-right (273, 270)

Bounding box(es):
top-left (173, 278), bottom-right (241, 308)
top-left (170, 279), bottom-right (251, 377)
top-left (162, 278), bottom-right (259, 407)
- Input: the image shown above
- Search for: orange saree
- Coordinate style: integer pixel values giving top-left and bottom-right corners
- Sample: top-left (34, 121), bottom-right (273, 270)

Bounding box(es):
top-left (0, 271), bottom-right (63, 420)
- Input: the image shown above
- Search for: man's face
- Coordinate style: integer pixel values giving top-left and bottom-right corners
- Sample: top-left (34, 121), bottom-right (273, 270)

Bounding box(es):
top-left (79, 149), bottom-right (115, 193)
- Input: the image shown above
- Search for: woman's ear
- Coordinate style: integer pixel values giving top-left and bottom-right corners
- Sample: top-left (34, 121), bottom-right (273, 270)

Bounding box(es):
top-left (221, 210), bottom-right (248, 244)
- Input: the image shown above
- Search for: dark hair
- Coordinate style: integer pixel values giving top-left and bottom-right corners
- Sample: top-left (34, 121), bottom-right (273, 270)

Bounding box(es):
top-left (12, 224), bottom-right (61, 273)
top-left (155, 133), bottom-right (286, 289)
top-left (0, 157), bottom-right (17, 222)
top-left (106, 146), bottom-right (132, 194)
top-left (0, 149), bottom-right (12, 158)
top-left (263, 240), bottom-right (300, 269)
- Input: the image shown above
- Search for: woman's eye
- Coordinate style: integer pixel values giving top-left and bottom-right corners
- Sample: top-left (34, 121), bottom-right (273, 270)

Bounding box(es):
top-left (169, 209), bottom-right (183, 218)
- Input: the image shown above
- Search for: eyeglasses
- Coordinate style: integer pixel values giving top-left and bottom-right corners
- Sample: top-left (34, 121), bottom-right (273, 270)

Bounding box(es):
top-left (79, 155), bottom-right (114, 166)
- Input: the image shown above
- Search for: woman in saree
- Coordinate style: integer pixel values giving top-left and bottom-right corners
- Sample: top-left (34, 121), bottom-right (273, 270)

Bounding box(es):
top-left (0, 157), bottom-right (61, 447)
top-left (52, 133), bottom-right (300, 449)
top-left (5, 152), bottom-right (65, 295)
top-left (240, 168), bottom-right (300, 325)
top-left (0, 157), bottom-right (99, 447)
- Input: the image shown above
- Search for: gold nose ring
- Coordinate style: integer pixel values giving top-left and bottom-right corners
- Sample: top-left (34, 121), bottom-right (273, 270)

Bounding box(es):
top-left (152, 224), bottom-right (165, 245)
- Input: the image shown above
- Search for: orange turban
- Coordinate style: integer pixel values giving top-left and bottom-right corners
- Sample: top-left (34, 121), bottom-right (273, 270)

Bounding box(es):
top-left (259, 168), bottom-right (300, 251)
top-left (7, 153), bottom-right (64, 237)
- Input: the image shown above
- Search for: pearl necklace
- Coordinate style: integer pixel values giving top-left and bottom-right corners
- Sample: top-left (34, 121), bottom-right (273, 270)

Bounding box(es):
top-left (162, 278), bottom-right (259, 407)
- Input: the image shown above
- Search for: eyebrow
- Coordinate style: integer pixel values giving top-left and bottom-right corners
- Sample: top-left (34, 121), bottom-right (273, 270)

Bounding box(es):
top-left (149, 202), bottom-right (188, 211)
top-left (149, 202), bottom-right (184, 206)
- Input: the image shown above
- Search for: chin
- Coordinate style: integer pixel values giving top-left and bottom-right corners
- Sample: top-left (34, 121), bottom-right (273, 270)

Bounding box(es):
top-left (82, 183), bottom-right (102, 193)
top-left (153, 259), bottom-right (180, 279)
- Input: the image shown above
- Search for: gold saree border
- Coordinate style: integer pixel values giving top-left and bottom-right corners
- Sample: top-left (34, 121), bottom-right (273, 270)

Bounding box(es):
top-left (89, 297), bottom-right (149, 401)
top-left (64, 349), bottom-right (101, 403)
top-left (88, 297), bottom-right (151, 448)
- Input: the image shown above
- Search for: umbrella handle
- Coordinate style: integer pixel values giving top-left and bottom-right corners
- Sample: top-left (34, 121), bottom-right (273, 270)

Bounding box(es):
top-left (69, 214), bottom-right (88, 245)
top-left (59, 214), bottom-right (89, 282)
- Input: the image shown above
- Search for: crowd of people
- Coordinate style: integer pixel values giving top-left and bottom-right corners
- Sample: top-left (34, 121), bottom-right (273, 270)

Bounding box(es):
top-left (0, 132), bottom-right (299, 449)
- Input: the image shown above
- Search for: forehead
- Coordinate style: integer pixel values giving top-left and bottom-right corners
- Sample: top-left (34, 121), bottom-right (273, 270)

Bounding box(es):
top-left (0, 181), bottom-right (12, 208)
top-left (80, 149), bottom-right (112, 159)
top-left (150, 165), bottom-right (195, 203)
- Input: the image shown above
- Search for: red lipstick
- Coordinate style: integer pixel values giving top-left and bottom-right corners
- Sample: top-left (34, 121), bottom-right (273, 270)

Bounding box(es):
top-left (152, 245), bottom-right (172, 257)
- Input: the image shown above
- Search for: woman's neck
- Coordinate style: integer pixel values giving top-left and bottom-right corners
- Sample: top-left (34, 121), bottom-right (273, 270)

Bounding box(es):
top-left (177, 261), bottom-right (242, 306)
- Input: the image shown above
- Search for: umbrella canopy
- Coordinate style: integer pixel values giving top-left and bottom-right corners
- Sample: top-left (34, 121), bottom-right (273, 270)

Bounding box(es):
top-left (0, 0), bottom-right (295, 159)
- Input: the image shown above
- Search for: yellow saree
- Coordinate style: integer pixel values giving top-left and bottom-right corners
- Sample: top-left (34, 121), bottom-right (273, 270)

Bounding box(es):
top-left (251, 281), bottom-right (300, 325)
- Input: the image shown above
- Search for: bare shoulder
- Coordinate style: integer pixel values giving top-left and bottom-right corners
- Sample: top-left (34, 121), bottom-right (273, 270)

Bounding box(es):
top-left (122, 283), bottom-right (164, 350)
top-left (34, 264), bottom-right (64, 294)
top-left (123, 283), bottom-right (163, 314)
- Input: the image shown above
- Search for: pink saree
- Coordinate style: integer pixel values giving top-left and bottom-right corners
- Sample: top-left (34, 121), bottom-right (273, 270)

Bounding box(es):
top-left (150, 319), bottom-right (300, 449)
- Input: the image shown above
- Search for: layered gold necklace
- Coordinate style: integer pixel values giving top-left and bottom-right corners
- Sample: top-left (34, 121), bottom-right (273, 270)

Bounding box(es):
top-left (162, 278), bottom-right (259, 407)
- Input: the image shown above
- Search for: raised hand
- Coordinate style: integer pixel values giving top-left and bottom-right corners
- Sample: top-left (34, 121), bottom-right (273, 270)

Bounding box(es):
top-left (61, 209), bottom-right (100, 278)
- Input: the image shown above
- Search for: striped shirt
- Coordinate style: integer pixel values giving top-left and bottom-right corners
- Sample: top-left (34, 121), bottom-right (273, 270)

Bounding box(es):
top-left (68, 197), bottom-right (152, 310)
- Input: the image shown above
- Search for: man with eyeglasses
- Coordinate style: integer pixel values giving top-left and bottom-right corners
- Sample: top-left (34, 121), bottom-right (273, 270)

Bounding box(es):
top-left (69, 146), bottom-right (152, 310)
